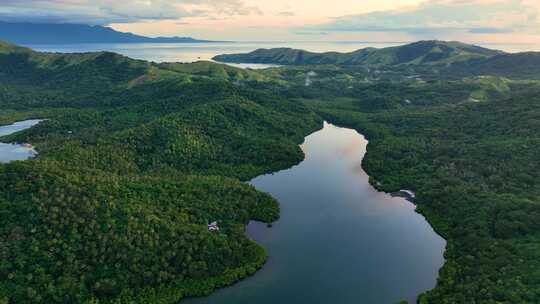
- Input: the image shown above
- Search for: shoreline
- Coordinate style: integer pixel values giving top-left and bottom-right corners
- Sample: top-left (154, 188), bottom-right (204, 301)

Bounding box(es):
top-left (0, 119), bottom-right (44, 163)
top-left (390, 189), bottom-right (416, 203)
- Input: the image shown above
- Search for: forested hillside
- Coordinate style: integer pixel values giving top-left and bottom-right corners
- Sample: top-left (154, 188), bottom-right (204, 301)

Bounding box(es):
top-left (0, 41), bottom-right (321, 303)
top-left (214, 41), bottom-right (500, 66)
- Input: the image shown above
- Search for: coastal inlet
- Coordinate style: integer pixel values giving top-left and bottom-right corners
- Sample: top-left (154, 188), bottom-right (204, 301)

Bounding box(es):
top-left (0, 119), bottom-right (43, 163)
top-left (186, 122), bottom-right (446, 304)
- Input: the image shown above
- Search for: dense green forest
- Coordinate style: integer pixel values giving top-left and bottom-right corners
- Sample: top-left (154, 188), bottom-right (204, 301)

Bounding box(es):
top-left (1, 40), bottom-right (540, 303)
top-left (0, 41), bottom-right (321, 303)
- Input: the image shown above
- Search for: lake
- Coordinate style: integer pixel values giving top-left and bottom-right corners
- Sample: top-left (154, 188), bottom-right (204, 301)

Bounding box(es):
top-left (0, 119), bottom-right (43, 163)
top-left (186, 122), bottom-right (446, 304)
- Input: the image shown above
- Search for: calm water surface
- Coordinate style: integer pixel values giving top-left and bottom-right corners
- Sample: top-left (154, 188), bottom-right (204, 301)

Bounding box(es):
top-left (187, 122), bottom-right (446, 304)
top-left (0, 120), bottom-right (43, 163)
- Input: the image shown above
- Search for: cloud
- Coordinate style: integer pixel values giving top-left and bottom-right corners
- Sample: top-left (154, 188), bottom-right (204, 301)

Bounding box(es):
top-left (276, 11), bottom-right (295, 17)
top-left (294, 31), bottom-right (329, 36)
top-left (303, 0), bottom-right (540, 36)
top-left (468, 27), bottom-right (514, 34)
top-left (0, 0), bottom-right (261, 25)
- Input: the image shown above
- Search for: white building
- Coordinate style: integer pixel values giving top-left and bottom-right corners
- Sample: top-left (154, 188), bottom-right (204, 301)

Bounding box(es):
top-left (208, 221), bottom-right (219, 231)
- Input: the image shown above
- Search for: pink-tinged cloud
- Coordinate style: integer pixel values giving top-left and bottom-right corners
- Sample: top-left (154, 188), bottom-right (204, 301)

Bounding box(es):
top-left (2, 0), bottom-right (540, 43)
top-left (0, 0), bottom-right (261, 25)
top-left (306, 0), bottom-right (540, 36)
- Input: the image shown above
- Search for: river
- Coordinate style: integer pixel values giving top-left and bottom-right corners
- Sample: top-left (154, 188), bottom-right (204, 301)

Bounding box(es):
top-left (186, 122), bottom-right (446, 304)
top-left (0, 119), bottom-right (43, 163)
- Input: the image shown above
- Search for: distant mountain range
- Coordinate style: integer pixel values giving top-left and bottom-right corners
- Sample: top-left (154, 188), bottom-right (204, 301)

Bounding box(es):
top-left (214, 40), bottom-right (540, 79)
top-left (0, 21), bottom-right (216, 44)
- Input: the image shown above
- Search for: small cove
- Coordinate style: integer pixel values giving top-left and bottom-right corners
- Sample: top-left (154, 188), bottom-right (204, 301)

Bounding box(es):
top-left (0, 119), bottom-right (43, 163)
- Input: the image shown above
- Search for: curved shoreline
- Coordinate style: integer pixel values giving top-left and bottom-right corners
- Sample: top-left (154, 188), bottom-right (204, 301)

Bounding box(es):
top-left (0, 119), bottom-right (44, 163)
top-left (186, 121), bottom-right (446, 304)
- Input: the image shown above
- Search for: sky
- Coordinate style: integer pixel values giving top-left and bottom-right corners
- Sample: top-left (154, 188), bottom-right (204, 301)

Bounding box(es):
top-left (1, 0), bottom-right (540, 43)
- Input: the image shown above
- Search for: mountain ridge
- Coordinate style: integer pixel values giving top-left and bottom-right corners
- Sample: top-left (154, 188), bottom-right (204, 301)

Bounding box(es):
top-left (213, 40), bottom-right (503, 66)
top-left (214, 40), bottom-right (540, 79)
top-left (0, 21), bottom-right (217, 44)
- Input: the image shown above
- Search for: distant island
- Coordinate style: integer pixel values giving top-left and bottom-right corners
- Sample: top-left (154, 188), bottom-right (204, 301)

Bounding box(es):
top-left (0, 21), bottom-right (218, 44)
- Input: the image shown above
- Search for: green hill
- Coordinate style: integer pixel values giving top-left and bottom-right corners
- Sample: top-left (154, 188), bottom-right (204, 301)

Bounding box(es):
top-left (448, 52), bottom-right (540, 79)
top-left (213, 40), bottom-right (501, 67)
top-left (214, 41), bottom-right (540, 80)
